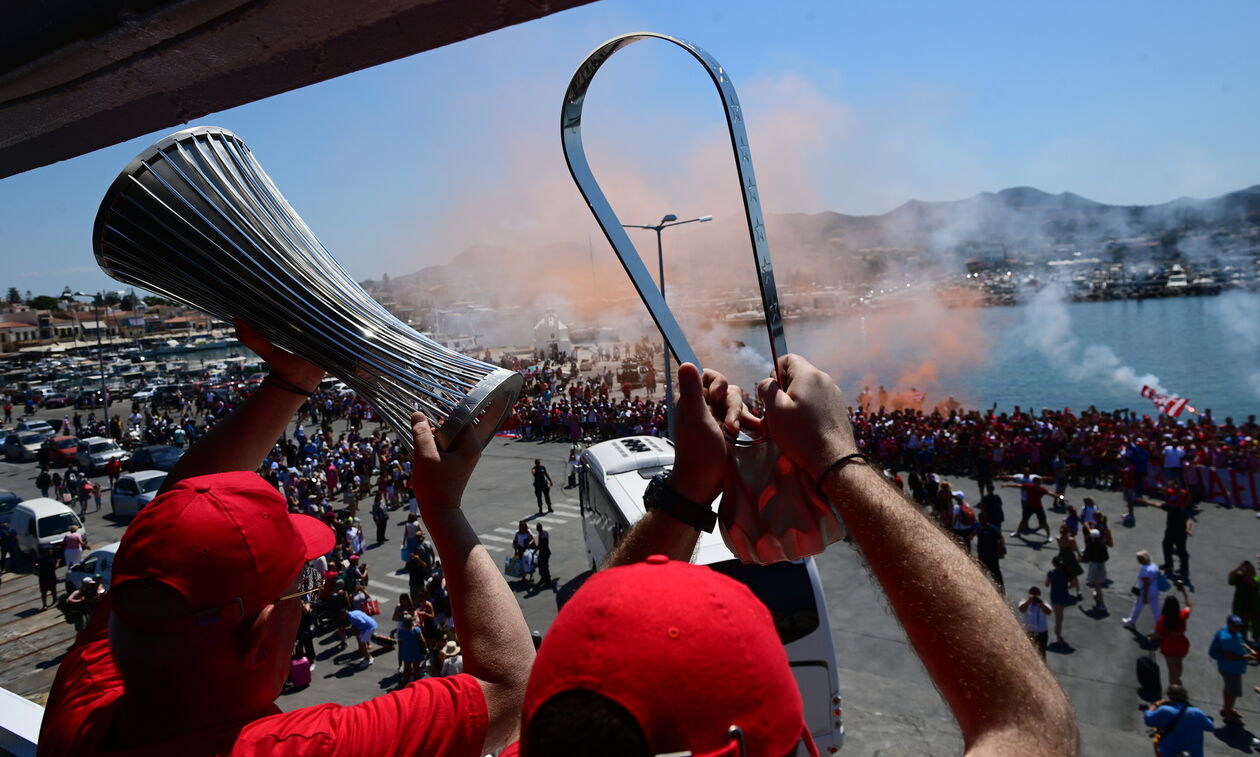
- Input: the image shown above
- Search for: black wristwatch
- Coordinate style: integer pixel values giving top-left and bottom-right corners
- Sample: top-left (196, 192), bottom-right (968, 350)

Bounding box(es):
top-left (643, 471), bottom-right (717, 533)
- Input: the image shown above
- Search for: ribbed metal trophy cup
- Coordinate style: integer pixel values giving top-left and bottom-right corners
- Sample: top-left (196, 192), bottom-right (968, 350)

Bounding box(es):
top-left (93, 126), bottom-right (521, 451)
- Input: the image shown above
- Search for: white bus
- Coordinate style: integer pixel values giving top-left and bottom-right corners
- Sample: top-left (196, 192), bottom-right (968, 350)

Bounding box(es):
top-left (580, 436), bottom-right (845, 753)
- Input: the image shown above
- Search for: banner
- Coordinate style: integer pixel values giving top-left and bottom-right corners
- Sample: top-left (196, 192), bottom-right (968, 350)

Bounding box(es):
top-left (1143, 465), bottom-right (1260, 508)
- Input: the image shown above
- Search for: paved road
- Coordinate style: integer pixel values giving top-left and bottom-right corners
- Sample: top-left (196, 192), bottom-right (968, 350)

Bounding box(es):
top-left (4, 403), bottom-right (1260, 756)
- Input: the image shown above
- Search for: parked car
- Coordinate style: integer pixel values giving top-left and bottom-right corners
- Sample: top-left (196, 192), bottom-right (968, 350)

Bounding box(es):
top-left (4, 431), bottom-right (47, 462)
top-left (130, 387), bottom-right (157, 401)
top-left (111, 471), bottom-right (167, 518)
top-left (124, 445), bottom-right (183, 472)
top-left (66, 542), bottom-right (120, 592)
top-left (15, 419), bottom-right (54, 436)
top-left (41, 392), bottom-right (71, 408)
top-left (0, 490), bottom-right (20, 526)
top-left (12, 498), bottom-right (84, 560)
top-left (76, 436), bottom-right (127, 473)
top-left (49, 436), bottom-right (80, 467)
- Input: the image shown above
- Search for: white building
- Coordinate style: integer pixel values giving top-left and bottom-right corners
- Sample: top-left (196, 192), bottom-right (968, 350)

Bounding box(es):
top-left (532, 312), bottom-right (572, 356)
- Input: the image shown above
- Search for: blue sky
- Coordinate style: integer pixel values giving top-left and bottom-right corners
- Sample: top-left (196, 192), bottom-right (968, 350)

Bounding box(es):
top-left (1, 0), bottom-right (1257, 296)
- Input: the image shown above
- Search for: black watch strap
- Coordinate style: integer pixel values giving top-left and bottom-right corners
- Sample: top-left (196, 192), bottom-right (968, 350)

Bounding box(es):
top-left (645, 472), bottom-right (717, 533)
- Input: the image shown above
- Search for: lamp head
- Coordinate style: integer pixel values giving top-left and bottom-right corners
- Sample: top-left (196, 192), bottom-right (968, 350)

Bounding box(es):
top-left (698, 215), bottom-right (713, 222)
top-left (660, 214), bottom-right (678, 224)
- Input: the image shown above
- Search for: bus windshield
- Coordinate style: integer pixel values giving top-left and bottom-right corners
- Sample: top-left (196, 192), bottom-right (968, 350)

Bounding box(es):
top-left (708, 560), bottom-right (821, 645)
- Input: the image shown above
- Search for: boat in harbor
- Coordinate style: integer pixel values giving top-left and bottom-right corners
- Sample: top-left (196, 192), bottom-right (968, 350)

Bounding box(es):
top-left (138, 336), bottom-right (238, 358)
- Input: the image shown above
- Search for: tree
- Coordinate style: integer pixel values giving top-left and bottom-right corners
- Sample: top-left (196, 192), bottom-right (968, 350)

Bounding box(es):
top-left (5, 287), bottom-right (19, 304)
top-left (29, 295), bottom-right (61, 311)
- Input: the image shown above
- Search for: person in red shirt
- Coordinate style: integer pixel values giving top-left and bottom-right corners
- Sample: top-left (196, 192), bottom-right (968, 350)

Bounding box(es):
top-left (39, 323), bottom-right (534, 756)
top-left (1003, 472), bottom-right (1056, 541)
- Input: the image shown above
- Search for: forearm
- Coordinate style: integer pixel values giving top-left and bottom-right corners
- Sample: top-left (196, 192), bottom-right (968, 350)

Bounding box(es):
top-left (606, 465), bottom-right (713, 567)
top-left (605, 512), bottom-right (699, 568)
top-left (159, 383), bottom-right (307, 494)
top-left (420, 505), bottom-right (533, 751)
top-left (826, 465), bottom-right (1078, 756)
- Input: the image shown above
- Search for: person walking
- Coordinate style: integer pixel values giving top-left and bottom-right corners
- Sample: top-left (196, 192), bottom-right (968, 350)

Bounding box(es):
top-left (1150, 582), bottom-right (1192, 686)
top-left (438, 639), bottom-right (463, 677)
top-left (1208, 615), bottom-right (1258, 725)
top-left (36, 468), bottom-right (51, 499)
top-left (512, 520), bottom-right (534, 560)
top-left (530, 459), bottom-right (553, 514)
top-left (1159, 483), bottom-right (1192, 579)
top-left (1123, 550), bottom-right (1161, 630)
top-left (1228, 560), bottom-right (1260, 641)
top-left (1082, 527), bottom-right (1111, 610)
top-left (371, 500), bottom-right (389, 544)
top-left (396, 614), bottom-right (424, 684)
top-left (64, 577), bottom-right (103, 633)
top-left (975, 513), bottom-right (1006, 591)
top-left (535, 522), bottom-right (551, 585)
top-left (565, 450), bottom-right (579, 489)
top-left (1046, 556), bottom-right (1077, 645)
top-left (1019, 586), bottom-right (1051, 659)
top-left (62, 525), bottom-right (85, 569)
top-left (36, 546), bottom-right (59, 609)
top-left (1143, 684), bottom-right (1214, 757)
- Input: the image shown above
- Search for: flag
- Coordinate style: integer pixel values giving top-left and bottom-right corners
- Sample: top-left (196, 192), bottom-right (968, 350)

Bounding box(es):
top-left (1140, 385), bottom-right (1195, 418)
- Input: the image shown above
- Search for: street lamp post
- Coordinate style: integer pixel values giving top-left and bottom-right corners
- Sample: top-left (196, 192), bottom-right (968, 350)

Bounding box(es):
top-left (62, 288), bottom-right (114, 438)
top-left (620, 213), bottom-right (712, 437)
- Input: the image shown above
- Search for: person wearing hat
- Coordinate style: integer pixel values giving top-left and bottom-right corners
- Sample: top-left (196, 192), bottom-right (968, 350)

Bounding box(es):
top-left (440, 639), bottom-right (464, 677)
top-left (1208, 614), bottom-right (1259, 725)
top-left (510, 357), bottom-right (1076, 756)
top-left (39, 322), bottom-right (535, 756)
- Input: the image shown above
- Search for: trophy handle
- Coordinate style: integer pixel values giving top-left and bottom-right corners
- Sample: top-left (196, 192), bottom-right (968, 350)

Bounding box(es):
top-left (560, 33), bottom-right (788, 419)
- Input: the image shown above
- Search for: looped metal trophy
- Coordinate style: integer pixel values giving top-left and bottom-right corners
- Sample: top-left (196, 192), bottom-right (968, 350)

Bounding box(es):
top-left (561, 33), bottom-right (847, 564)
top-left (93, 126), bottom-right (522, 452)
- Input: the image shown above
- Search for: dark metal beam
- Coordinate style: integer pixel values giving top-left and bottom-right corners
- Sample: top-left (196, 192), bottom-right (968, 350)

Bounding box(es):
top-left (0, 0), bottom-right (596, 178)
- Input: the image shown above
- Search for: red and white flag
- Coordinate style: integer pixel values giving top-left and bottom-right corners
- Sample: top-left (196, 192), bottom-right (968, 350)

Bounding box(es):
top-left (1140, 385), bottom-right (1195, 418)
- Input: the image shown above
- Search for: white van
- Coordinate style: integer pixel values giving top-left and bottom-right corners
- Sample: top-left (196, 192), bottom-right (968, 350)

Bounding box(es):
top-left (580, 436), bottom-right (845, 752)
top-left (12, 498), bottom-right (85, 559)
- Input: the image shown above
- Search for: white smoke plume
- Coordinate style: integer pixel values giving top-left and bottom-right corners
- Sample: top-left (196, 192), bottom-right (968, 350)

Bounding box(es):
top-left (1208, 290), bottom-right (1260, 400)
top-left (1022, 283), bottom-right (1165, 394)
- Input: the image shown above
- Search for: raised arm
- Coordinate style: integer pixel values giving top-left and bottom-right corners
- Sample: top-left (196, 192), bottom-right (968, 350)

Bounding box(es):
top-left (159, 321), bottom-right (324, 494)
top-left (411, 414), bottom-right (533, 752)
top-left (757, 355), bottom-right (1078, 757)
top-left (605, 363), bottom-right (743, 567)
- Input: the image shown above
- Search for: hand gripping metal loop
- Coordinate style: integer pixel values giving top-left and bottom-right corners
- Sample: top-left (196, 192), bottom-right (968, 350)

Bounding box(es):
top-left (560, 32), bottom-right (788, 391)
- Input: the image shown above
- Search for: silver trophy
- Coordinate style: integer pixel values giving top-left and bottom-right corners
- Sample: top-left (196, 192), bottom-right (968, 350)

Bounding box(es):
top-left (93, 126), bottom-right (521, 451)
top-left (562, 34), bottom-right (847, 564)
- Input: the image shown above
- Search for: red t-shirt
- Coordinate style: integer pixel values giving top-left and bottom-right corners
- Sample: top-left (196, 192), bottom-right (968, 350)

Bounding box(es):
top-left (39, 598), bottom-right (488, 756)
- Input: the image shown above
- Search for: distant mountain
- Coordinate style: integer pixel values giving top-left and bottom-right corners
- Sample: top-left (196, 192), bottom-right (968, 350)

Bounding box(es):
top-left (773, 184), bottom-right (1260, 260)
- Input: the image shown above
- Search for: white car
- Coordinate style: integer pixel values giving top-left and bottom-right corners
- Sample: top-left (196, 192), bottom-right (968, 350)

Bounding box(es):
top-left (130, 387), bottom-right (157, 401)
top-left (111, 470), bottom-right (167, 517)
top-left (76, 436), bottom-right (128, 473)
top-left (66, 542), bottom-right (120, 591)
top-left (15, 419), bottom-right (54, 436)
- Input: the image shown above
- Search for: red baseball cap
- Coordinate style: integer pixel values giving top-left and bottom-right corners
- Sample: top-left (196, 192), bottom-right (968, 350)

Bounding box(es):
top-left (520, 556), bottom-right (815, 756)
top-left (111, 471), bottom-right (333, 632)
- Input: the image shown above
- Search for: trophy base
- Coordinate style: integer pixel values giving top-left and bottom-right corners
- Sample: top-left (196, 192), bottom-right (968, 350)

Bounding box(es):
top-left (436, 368), bottom-right (523, 451)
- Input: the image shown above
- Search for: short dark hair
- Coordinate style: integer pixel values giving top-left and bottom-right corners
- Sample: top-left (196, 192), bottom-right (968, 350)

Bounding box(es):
top-left (525, 690), bottom-right (648, 757)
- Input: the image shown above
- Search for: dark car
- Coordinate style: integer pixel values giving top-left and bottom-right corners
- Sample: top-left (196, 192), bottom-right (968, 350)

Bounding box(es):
top-left (41, 393), bottom-right (71, 408)
top-left (124, 445), bottom-right (184, 473)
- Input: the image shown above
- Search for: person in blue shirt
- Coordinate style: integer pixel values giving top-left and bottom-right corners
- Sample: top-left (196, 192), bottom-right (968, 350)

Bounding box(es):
top-left (1208, 615), bottom-right (1258, 724)
top-left (342, 608), bottom-right (379, 669)
top-left (1143, 684), bottom-right (1214, 757)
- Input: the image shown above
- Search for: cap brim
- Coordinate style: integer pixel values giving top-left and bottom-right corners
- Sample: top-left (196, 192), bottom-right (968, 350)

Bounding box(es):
top-left (290, 514), bottom-right (335, 560)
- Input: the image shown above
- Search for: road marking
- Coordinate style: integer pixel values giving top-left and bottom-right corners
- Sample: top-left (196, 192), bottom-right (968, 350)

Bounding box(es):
top-left (553, 504), bottom-right (581, 515)
top-left (494, 527), bottom-right (517, 535)
top-left (479, 533), bottom-right (512, 543)
top-left (482, 544), bottom-right (505, 552)
top-left (536, 516), bottom-right (570, 525)
top-left (371, 576), bottom-right (411, 595)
